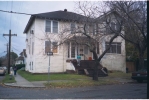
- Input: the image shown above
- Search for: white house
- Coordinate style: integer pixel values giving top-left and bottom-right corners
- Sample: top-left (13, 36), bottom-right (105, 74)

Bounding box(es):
top-left (15, 49), bottom-right (27, 65)
top-left (23, 9), bottom-right (126, 73)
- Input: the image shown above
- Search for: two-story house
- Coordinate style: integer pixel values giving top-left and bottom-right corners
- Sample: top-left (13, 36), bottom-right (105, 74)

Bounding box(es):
top-left (23, 9), bottom-right (126, 73)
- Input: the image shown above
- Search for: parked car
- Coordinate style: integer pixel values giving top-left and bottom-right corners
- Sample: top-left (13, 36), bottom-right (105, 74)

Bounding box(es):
top-left (0, 67), bottom-right (5, 76)
top-left (2, 66), bottom-right (7, 73)
top-left (131, 69), bottom-right (147, 83)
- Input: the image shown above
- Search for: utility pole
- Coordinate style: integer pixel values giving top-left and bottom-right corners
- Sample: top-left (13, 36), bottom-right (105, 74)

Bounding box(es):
top-left (3, 30), bottom-right (17, 74)
top-left (5, 43), bottom-right (9, 71)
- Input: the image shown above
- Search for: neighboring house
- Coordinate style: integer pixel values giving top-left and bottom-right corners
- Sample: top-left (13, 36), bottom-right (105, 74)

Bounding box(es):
top-left (15, 49), bottom-right (27, 65)
top-left (23, 9), bottom-right (126, 73)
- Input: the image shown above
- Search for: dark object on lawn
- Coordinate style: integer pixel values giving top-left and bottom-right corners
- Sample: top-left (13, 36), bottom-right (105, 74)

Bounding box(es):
top-left (71, 59), bottom-right (108, 77)
top-left (131, 69), bottom-right (147, 83)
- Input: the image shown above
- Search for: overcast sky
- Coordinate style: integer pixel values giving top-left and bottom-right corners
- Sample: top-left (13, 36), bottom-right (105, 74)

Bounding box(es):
top-left (0, 1), bottom-right (76, 57)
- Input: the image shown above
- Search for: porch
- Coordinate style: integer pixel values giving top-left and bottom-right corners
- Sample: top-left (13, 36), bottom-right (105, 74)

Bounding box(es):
top-left (66, 59), bottom-right (108, 77)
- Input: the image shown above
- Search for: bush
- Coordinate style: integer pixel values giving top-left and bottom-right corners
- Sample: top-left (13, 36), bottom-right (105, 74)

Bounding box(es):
top-left (15, 64), bottom-right (25, 70)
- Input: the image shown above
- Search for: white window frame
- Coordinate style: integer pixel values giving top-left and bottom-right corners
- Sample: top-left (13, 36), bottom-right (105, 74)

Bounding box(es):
top-left (32, 42), bottom-right (34, 55)
top-left (105, 42), bottom-right (121, 54)
top-left (44, 41), bottom-right (59, 54)
top-left (70, 22), bottom-right (76, 34)
top-left (69, 42), bottom-right (76, 59)
top-left (45, 20), bottom-right (59, 33)
top-left (52, 42), bottom-right (59, 54)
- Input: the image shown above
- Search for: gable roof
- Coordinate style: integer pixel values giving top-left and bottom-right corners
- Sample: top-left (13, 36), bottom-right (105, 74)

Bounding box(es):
top-left (23, 10), bottom-right (93, 33)
top-left (19, 49), bottom-right (27, 57)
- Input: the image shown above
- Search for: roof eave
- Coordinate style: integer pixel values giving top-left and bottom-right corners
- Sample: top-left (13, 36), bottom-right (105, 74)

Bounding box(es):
top-left (23, 15), bottom-right (35, 33)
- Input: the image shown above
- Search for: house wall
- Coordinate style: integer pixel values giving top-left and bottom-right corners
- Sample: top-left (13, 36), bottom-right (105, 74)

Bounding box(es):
top-left (15, 60), bottom-right (24, 65)
top-left (25, 20), bottom-right (35, 72)
top-left (25, 18), bottom-right (71, 73)
top-left (25, 17), bottom-right (126, 73)
top-left (100, 35), bottom-right (126, 72)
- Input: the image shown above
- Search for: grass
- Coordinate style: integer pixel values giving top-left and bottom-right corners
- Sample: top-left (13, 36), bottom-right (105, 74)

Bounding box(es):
top-left (17, 70), bottom-right (90, 81)
top-left (17, 70), bottom-right (132, 88)
top-left (1, 74), bottom-right (16, 83)
top-left (108, 70), bottom-right (131, 79)
top-left (45, 78), bottom-right (119, 88)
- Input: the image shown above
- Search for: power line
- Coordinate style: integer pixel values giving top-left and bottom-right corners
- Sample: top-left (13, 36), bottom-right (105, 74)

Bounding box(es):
top-left (3, 36), bottom-right (8, 42)
top-left (0, 9), bottom-right (32, 15)
top-left (12, 46), bottom-right (21, 52)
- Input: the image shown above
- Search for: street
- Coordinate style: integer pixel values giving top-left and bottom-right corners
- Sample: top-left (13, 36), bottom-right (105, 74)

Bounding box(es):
top-left (0, 76), bottom-right (147, 99)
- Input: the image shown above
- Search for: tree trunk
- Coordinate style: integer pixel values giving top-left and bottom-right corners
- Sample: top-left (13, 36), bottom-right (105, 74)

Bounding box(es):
top-left (92, 60), bottom-right (99, 81)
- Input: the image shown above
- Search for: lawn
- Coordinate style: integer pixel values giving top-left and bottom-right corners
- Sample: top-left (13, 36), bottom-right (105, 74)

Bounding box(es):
top-left (45, 79), bottom-right (119, 88)
top-left (17, 70), bottom-right (91, 81)
top-left (108, 70), bottom-right (131, 79)
top-left (1, 74), bottom-right (16, 83)
top-left (17, 70), bottom-right (132, 88)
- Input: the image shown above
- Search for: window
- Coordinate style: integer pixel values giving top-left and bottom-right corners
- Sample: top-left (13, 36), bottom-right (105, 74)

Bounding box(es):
top-left (106, 42), bottom-right (121, 54)
top-left (32, 62), bottom-right (33, 70)
top-left (45, 41), bottom-right (51, 53)
top-left (45, 20), bottom-right (51, 32)
top-left (84, 46), bottom-right (88, 54)
top-left (71, 23), bottom-right (76, 33)
top-left (45, 20), bottom-right (58, 33)
top-left (52, 42), bottom-right (58, 53)
top-left (32, 42), bottom-right (34, 55)
top-left (106, 22), bottom-right (120, 34)
top-left (30, 62), bottom-right (31, 70)
top-left (45, 41), bottom-right (58, 53)
top-left (29, 45), bottom-right (30, 54)
top-left (68, 43), bottom-right (70, 58)
top-left (53, 21), bottom-right (58, 33)
top-left (71, 42), bottom-right (75, 58)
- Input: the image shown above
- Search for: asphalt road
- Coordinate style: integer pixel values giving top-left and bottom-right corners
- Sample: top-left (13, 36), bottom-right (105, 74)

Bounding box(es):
top-left (0, 76), bottom-right (147, 99)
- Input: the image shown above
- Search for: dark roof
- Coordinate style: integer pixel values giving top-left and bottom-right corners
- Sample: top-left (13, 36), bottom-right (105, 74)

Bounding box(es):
top-left (24, 10), bottom-right (93, 33)
top-left (19, 49), bottom-right (27, 57)
top-left (23, 49), bottom-right (27, 57)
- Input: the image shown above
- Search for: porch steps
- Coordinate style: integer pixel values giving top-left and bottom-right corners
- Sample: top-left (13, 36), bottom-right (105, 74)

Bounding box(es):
top-left (84, 69), bottom-right (89, 75)
top-left (71, 60), bottom-right (108, 77)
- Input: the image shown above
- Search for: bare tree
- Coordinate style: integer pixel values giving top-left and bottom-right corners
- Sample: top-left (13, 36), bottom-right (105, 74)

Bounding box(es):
top-left (66, 1), bottom-right (124, 80)
top-left (106, 1), bottom-right (147, 70)
top-left (26, 1), bottom-right (125, 81)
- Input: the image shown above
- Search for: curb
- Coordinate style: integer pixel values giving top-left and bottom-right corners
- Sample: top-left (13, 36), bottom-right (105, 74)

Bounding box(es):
top-left (4, 83), bottom-right (45, 88)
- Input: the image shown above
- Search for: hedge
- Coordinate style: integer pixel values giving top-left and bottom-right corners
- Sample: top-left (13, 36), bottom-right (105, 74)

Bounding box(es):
top-left (15, 64), bottom-right (25, 70)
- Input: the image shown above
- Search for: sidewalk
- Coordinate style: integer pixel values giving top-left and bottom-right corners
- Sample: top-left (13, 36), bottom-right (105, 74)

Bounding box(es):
top-left (4, 73), bottom-right (45, 88)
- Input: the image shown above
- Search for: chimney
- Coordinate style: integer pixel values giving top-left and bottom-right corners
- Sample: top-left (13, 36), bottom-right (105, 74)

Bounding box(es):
top-left (64, 9), bottom-right (67, 12)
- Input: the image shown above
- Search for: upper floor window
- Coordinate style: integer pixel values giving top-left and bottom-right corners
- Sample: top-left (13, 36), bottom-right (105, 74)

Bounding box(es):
top-left (106, 42), bottom-right (121, 54)
top-left (71, 23), bottom-right (76, 33)
top-left (53, 21), bottom-right (58, 33)
top-left (45, 20), bottom-right (58, 33)
top-left (106, 22), bottom-right (120, 34)
top-left (85, 24), bottom-right (95, 34)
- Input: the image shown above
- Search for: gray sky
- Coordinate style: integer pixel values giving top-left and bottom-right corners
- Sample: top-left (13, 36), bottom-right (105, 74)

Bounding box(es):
top-left (0, 1), bottom-right (75, 57)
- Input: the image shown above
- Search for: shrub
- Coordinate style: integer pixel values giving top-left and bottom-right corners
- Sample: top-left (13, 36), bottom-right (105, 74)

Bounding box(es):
top-left (15, 64), bottom-right (25, 70)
